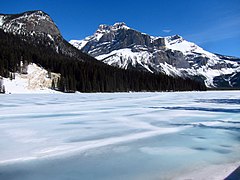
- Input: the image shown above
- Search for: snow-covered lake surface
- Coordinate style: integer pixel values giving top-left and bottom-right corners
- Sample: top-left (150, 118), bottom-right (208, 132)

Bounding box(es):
top-left (0, 91), bottom-right (239, 180)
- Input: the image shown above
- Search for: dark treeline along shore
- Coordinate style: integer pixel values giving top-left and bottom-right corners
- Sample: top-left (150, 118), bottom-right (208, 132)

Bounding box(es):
top-left (0, 29), bottom-right (206, 92)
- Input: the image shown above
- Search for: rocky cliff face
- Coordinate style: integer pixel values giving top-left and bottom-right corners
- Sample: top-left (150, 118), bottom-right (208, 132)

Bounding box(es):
top-left (81, 23), bottom-right (165, 57)
top-left (71, 22), bottom-right (165, 57)
top-left (1, 11), bottom-right (58, 35)
top-left (70, 23), bottom-right (240, 88)
top-left (0, 11), bottom-right (60, 42)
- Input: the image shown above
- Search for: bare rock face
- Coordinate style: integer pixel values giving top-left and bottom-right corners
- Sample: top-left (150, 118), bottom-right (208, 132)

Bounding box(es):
top-left (0, 10), bottom-right (61, 38)
top-left (80, 22), bottom-right (166, 57)
top-left (0, 10), bottom-right (62, 53)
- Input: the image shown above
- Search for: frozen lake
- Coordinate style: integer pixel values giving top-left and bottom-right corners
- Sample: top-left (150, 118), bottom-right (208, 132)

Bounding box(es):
top-left (0, 91), bottom-right (239, 180)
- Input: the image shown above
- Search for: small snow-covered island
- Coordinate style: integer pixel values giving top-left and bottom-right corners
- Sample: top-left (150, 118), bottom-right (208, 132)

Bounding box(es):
top-left (0, 1), bottom-right (240, 179)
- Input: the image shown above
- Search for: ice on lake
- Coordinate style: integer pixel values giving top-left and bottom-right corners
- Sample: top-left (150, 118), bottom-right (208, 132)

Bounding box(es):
top-left (0, 91), bottom-right (240, 180)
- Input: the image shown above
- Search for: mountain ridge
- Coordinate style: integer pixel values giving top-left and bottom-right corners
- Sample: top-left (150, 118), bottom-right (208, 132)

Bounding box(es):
top-left (70, 22), bottom-right (240, 88)
top-left (0, 10), bottom-right (101, 64)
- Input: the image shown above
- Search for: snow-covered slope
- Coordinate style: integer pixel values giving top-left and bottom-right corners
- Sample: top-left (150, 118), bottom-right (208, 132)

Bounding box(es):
top-left (1, 63), bottom-right (60, 94)
top-left (70, 23), bottom-right (240, 88)
top-left (165, 35), bottom-right (218, 59)
top-left (164, 35), bottom-right (240, 87)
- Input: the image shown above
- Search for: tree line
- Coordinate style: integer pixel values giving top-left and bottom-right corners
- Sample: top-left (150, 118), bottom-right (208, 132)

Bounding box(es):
top-left (0, 29), bottom-right (206, 92)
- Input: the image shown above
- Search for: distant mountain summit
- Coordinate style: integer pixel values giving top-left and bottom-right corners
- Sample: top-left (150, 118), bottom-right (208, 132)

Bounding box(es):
top-left (70, 22), bottom-right (165, 57)
top-left (70, 23), bottom-right (240, 88)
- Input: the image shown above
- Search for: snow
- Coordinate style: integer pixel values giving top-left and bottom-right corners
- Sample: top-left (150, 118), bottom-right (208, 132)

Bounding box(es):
top-left (165, 36), bottom-right (219, 60)
top-left (70, 38), bottom-right (97, 50)
top-left (95, 33), bottom-right (103, 41)
top-left (2, 63), bottom-right (61, 94)
top-left (97, 48), bottom-right (153, 70)
top-left (70, 22), bottom-right (131, 50)
top-left (69, 24), bottom-right (240, 88)
top-left (178, 66), bottom-right (240, 87)
top-left (112, 22), bottom-right (130, 30)
top-left (96, 48), bottom-right (240, 87)
top-left (0, 15), bottom-right (4, 27)
top-left (47, 34), bottom-right (54, 41)
top-left (0, 11), bottom-right (53, 36)
top-left (95, 47), bottom-right (240, 86)
top-left (159, 62), bottom-right (183, 76)
top-left (0, 91), bottom-right (239, 179)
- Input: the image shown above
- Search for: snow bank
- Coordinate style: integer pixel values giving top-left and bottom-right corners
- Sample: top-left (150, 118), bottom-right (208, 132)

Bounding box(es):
top-left (2, 63), bottom-right (61, 94)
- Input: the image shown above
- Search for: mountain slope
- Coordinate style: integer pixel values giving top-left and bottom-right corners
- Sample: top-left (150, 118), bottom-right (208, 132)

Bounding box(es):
top-left (0, 10), bottom-right (99, 63)
top-left (0, 14), bottom-right (205, 93)
top-left (70, 23), bottom-right (240, 88)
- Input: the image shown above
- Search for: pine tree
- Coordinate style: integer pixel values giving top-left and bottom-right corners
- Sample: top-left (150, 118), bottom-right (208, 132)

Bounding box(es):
top-left (51, 80), bottom-right (55, 90)
top-left (2, 85), bottom-right (5, 94)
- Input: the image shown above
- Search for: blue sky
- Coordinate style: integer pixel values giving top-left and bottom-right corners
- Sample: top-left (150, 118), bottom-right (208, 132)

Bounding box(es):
top-left (1, 0), bottom-right (240, 57)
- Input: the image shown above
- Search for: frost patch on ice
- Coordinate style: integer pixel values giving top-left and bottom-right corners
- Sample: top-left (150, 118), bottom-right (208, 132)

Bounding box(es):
top-left (112, 146), bottom-right (131, 153)
top-left (0, 127), bottom-right (185, 165)
top-left (140, 147), bottom-right (196, 155)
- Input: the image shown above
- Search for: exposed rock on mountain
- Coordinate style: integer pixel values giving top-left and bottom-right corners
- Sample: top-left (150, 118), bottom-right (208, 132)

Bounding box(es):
top-left (0, 13), bottom-right (205, 93)
top-left (0, 10), bottom-right (60, 37)
top-left (0, 10), bottom-right (98, 63)
top-left (70, 23), bottom-right (240, 88)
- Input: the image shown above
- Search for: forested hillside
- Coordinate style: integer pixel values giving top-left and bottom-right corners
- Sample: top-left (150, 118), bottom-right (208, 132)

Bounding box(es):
top-left (0, 29), bottom-right (206, 92)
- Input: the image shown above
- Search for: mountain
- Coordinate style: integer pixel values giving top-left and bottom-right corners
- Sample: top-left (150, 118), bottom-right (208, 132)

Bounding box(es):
top-left (70, 23), bottom-right (240, 88)
top-left (0, 10), bottom-right (60, 37)
top-left (0, 10), bottom-right (98, 63)
top-left (0, 11), bottom-right (205, 93)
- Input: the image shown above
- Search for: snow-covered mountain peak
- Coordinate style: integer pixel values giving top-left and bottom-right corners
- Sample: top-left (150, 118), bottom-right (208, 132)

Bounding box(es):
top-left (97, 24), bottom-right (109, 32)
top-left (166, 35), bottom-right (183, 41)
top-left (70, 22), bottom-right (166, 57)
top-left (17, 10), bottom-right (49, 19)
top-left (97, 22), bottom-right (129, 32)
top-left (99, 22), bottom-right (130, 30)
top-left (27, 10), bottom-right (46, 15)
top-left (70, 22), bottom-right (240, 88)
top-left (112, 22), bottom-right (129, 29)
top-left (165, 34), bottom-right (219, 60)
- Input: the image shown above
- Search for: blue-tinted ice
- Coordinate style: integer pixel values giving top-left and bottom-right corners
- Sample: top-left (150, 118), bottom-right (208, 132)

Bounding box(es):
top-left (0, 91), bottom-right (239, 179)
